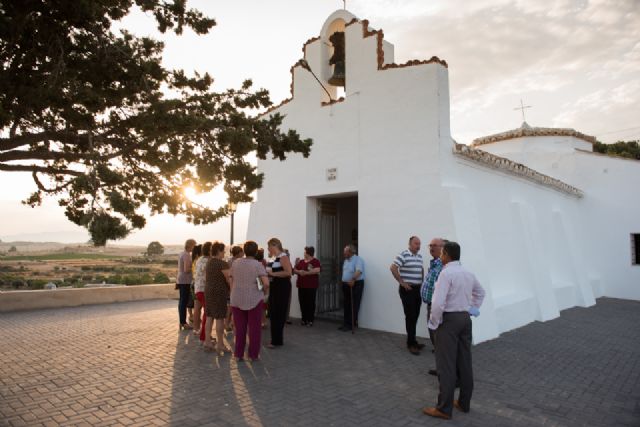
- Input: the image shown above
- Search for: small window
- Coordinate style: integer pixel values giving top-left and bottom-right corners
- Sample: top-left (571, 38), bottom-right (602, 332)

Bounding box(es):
top-left (632, 234), bottom-right (640, 265)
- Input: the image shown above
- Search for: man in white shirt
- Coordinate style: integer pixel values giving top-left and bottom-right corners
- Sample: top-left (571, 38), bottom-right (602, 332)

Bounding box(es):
top-left (423, 241), bottom-right (485, 420)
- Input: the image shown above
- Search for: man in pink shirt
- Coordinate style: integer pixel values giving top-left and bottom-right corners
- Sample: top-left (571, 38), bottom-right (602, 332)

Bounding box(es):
top-left (423, 241), bottom-right (485, 420)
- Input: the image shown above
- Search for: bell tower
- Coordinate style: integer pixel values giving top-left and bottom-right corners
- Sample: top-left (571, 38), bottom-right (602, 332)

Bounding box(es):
top-left (318, 10), bottom-right (355, 99)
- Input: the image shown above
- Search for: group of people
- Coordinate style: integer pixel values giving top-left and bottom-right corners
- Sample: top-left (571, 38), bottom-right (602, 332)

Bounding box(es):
top-left (391, 236), bottom-right (485, 420)
top-left (175, 238), bottom-right (322, 362)
top-left (176, 234), bottom-right (485, 419)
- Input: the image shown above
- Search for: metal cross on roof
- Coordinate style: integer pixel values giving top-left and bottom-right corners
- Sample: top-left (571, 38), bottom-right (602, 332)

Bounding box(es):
top-left (514, 99), bottom-right (532, 122)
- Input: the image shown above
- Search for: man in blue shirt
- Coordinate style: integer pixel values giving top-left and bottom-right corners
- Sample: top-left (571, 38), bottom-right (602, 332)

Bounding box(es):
top-left (421, 238), bottom-right (445, 352)
top-left (339, 244), bottom-right (365, 332)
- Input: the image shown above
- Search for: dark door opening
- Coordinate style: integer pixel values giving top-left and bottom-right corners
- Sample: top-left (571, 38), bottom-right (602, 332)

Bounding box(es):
top-left (315, 194), bottom-right (358, 320)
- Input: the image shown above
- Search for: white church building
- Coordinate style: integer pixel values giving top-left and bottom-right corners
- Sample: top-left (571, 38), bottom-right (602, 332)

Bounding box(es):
top-left (247, 10), bottom-right (640, 343)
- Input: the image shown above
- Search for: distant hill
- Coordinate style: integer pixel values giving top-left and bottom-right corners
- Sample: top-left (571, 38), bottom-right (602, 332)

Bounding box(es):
top-left (0, 231), bottom-right (89, 244)
top-left (0, 240), bottom-right (184, 256)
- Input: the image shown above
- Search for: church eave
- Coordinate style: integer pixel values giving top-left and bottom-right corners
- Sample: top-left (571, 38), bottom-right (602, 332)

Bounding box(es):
top-left (354, 19), bottom-right (448, 70)
top-left (302, 36), bottom-right (321, 55)
top-left (257, 59), bottom-right (307, 119)
top-left (471, 126), bottom-right (597, 147)
top-left (452, 143), bottom-right (584, 197)
top-left (321, 97), bottom-right (345, 107)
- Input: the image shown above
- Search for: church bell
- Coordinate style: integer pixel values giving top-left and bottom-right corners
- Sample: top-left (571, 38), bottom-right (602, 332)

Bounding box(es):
top-left (328, 31), bottom-right (346, 87)
top-left (328, 62), bottom-right (345, 87)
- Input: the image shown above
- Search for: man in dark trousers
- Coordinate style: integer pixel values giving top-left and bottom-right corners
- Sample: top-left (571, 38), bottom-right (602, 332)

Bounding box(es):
top-left (390, 236), bottom-right (424, 355)
top-left (338, 244), bottom-right (365, 332)
top-left (421, 237), bottom-right (445, 352)
top-left (423, 241), bottom-right (485, 420)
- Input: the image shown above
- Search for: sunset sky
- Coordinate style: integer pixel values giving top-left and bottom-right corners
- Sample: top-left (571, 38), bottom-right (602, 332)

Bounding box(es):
top-left (1, 0), bottom-right (638, 245)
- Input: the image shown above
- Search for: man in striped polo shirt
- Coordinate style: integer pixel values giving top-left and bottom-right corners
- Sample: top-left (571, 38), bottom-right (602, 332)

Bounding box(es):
top-left (390, 236), bottom-right (425, 355)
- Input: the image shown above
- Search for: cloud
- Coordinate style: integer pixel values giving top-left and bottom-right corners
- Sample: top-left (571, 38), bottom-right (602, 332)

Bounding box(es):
top-left (391, 0), bottom-right (637, 90)
top-left (553, 79), bottom-right (640, 138)
top-left (347, 0), bottom-right (639, 142)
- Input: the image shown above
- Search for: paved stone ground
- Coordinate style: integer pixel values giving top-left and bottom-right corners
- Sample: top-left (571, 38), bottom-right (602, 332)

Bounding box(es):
top-left (0, 297), bottom-right (639, 427)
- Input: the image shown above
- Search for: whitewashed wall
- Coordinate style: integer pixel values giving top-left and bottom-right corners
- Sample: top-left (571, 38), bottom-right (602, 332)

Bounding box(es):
top-left (439, 137), bottom-right (597, 341)
top-left (248, 10), bottom-right (457, 341)
top-left (247, 11), bottom-right (624, 344)
top-left (479, 137), bottom-right (640, 301)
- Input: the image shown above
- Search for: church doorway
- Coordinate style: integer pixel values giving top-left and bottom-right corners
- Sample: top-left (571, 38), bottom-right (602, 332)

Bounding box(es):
top-left (312, 193), bottom-right (358, 320)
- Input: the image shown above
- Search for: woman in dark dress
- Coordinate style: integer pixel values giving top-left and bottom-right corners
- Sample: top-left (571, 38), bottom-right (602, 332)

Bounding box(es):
top-left (203, 242), bottom-right (231, 354)
top-left (266, 238), bottom-right (292, 348)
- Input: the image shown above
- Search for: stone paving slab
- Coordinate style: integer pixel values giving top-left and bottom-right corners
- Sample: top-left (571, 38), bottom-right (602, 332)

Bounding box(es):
top-left (1, 297), bottom-right (639, 426)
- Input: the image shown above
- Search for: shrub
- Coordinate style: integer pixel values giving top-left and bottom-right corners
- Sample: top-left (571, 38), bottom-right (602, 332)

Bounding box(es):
top-left (11, 279), bottom-right (26, 288)
top-left (153, 272), bottom-right (170, 283)
top-left (27, 279), bottom-right (49, 289)
top-left (123, 275), bottom-right (141, 285)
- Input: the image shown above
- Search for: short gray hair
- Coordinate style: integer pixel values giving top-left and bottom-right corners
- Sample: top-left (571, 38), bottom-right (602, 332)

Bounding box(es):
top-left (345, 243), bottom-right (357, 254)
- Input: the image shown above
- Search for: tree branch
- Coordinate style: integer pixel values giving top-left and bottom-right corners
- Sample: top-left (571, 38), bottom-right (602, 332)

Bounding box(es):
top-left (32, 171), bottom-right (73, 193)
top-left (0, 131), bottom-right (91, 152)
top-left (0, 149), bottom-right (84, 162)
top-left (0, 163), bottom-right (83, 176)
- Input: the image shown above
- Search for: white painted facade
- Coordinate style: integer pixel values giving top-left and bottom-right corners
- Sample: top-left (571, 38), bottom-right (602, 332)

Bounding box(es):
top-left (247, 10), bottom-right (639, 343)
top-left (473, 125), bottom-right (640, 303)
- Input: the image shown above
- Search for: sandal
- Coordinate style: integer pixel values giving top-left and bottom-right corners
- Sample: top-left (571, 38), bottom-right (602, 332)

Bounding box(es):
top-left (203, 345), bottom-right (215, 352)
top-left (216, 346), bottom-right (231, 356)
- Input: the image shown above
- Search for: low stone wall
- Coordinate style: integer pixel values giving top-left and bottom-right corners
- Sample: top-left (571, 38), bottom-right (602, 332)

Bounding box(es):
top-left (0, 284), bottom-right (177, 313)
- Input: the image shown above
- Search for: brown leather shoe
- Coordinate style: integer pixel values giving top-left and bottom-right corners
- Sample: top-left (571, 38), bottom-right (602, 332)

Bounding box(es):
top-left (422, 407), bottom-right (451, 420)
top-left (408, 346), bottom-right (420, 355)
top-left (453, 400), bottom-right (469, 413)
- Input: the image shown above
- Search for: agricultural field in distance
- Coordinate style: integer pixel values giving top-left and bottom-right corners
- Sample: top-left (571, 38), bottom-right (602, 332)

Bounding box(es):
top-left (0, 242), bottom-right (182, 290)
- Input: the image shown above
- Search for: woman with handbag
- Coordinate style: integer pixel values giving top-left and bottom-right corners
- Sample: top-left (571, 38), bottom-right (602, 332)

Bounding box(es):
top-left (229, 241), bottom-right (269, 361)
